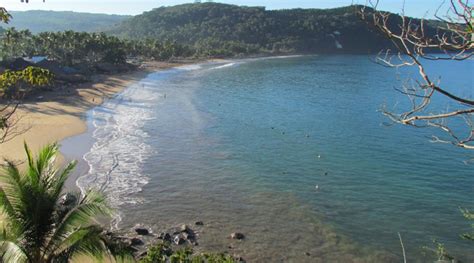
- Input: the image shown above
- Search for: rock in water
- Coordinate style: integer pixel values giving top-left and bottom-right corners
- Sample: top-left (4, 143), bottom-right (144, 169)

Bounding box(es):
top-left (180, 224), bottom-right (191, 233)
top-left (174, 234), bottom-right (186, 245)
top-left (135, 228), bottom-right (150, 236)
top-left (130, 237), bottom-right (144, 246)
top-left (60, 193), bottom-right (77, 207)
top-left (230, 232), bottom-right (245, 240)
top-left (195, 221), bottom-right (204, 226)
top-left (158, 232), bottom-right (172, 242)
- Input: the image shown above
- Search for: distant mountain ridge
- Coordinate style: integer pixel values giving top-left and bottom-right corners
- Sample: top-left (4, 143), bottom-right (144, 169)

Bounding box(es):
top-left (108, 3), bottom-right (414, 54)
top-left (6, 10), bottom-right (130, 33)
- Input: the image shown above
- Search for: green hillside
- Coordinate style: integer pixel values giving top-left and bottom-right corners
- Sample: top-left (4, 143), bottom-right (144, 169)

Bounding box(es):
top-left (109, 3), bottom-right (404, 55)
top-left (6, 10), bottom-right (130, 33)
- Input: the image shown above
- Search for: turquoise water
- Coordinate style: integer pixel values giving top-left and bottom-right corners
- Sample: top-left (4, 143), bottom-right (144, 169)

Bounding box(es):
top-left (74, 56), bottom-right (473, 262)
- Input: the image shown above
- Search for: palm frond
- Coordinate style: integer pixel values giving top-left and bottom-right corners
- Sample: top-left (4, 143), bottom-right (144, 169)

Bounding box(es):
top-left (0, 143), bottom-right (116, 262)
top-left (37, 143), bottom-right (61, 190)
top-left (45, 190), bottom-right (112, 255)
top-left (53, 225), bottom-right (107, 261)
top-left (50, 160), bottom-right (77, 201)
top-left (0, 241), bottom-right (29, 263)
top-left (0, 160), bottom-right (26, 224)
top-left (23, 142), bottom-right (40, 187)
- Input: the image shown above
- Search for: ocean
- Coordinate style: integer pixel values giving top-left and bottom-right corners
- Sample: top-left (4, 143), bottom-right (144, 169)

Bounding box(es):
top-left (62, 55), bottom-right (474, 262)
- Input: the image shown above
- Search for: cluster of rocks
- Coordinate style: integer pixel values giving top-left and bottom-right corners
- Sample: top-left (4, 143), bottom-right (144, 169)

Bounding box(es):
top-left (155, 223), bottom-right (199, 246)
top-left (119, 222), bottom-right (204, 257)
top-left (113, 222), bottom-right (247, 261)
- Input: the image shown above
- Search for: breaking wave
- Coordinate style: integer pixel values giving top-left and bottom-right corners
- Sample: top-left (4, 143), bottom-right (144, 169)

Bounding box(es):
top-left (77, 77), bottom-right (163, 225)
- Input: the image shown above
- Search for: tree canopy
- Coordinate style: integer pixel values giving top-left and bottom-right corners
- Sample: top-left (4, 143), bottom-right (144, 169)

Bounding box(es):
top-left (109, 3), bottom-right (440, 56)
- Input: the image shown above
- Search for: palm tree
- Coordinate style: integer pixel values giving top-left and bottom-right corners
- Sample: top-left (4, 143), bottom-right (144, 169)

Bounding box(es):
top-left (0, 143), bottom-right (120, 262)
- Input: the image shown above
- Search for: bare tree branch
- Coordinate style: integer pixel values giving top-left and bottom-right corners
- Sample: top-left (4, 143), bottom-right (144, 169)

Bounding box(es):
top-left (360, 0), bottom-right (474, 149)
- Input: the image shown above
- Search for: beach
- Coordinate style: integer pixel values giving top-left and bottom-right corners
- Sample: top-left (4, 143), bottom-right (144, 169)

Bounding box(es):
top-left (0, 61), bottom-right (181, 162)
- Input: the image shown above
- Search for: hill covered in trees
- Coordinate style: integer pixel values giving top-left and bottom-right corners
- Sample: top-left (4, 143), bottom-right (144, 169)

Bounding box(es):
top-left (109, 3), bottom-right (412, 56)
top-left (3, 4), bottom-right (441, 57)
top-left (6, 10), bottom-right (130, 33)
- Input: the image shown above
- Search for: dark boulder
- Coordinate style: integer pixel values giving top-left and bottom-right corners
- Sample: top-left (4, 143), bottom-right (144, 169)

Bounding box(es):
top-left (235, 256), bottom-right (246, 262)
top-left (130, 237), bottom-right (144, 246)
top-left (135, 228), bottom-right (150, 236)
top-left (59, 193), bottom-right (78, 207)
top-left (173, 234), bottom-right (186, 245)
top-left (230, 232), bottom-right (245, 240)
top-left (158, 232), bottom-right (172, 242)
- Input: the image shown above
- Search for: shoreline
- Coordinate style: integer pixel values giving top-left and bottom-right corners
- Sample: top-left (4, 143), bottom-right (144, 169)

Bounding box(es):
top-left (0, 55), bottom-right (287, 162)
top-left (0, 61), bottom-right (189, 162)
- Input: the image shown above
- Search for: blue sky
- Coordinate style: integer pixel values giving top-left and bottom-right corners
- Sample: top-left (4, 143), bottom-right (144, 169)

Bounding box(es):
top-left (2, 0), bottom-right (449, 18)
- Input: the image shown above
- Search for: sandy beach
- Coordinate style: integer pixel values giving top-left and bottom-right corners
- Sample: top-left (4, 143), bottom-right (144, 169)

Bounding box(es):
top-left (0, 61), bottom-right (182, 162)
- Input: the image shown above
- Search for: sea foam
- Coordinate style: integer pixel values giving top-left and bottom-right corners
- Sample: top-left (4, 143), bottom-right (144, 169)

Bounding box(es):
top-left (77, 78), bottom-right (161, 225)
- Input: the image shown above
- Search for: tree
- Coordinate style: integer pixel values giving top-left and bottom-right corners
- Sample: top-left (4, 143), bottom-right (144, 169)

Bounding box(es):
top-left (0, 1), bottom-right (53, 144)
top-left (0, 143), bottom-right (123, 262)
top-left (0, 66), bottom-right (53, 143)
top-left (0, 7), bottom-right (12, 24)
top-left (359, 1), bottom-right (473, 149)
top-left (360, 1), bottom-right (473, 260)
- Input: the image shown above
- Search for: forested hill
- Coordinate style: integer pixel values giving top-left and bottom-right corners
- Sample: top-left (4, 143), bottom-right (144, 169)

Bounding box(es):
top-left (109, 3), bottom-right (415, 55)
top-left (6, 11), bottom-right (130, 33)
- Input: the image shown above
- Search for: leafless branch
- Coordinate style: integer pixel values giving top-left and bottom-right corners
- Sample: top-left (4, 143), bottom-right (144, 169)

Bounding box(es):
top-left (360, 0), bottom-right (474, 149)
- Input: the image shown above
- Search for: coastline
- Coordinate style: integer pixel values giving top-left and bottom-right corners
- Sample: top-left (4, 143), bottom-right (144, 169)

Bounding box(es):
top-left (0, 61), bottom-right (185, 162)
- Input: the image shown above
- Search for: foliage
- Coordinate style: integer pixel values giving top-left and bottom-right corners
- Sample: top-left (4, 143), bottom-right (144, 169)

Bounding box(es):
top-left (0, 66), bottom-right (53, 98)
top-left (460, 208), bottom-right (474, 242)
top-left (0, 7), bottom-right (11, 23)
top-left (0, 143), bottom-right (124, 262)
top-left (140, 243), bottom-right (237, 263)
top-left (109, 3), bottom-right (439, 56)
top-left (0, 28), bottom-right (191, 65)
top-left (0, 2), bottom-right (52, 145)
top-left (423, 240), bottom-right (455, 261)
top-left (0, 66), bottom-right (53, 143)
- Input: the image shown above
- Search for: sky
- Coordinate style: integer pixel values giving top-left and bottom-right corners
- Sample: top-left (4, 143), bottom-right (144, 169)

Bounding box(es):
top-left (1, 0), bottom-right (451, 18)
